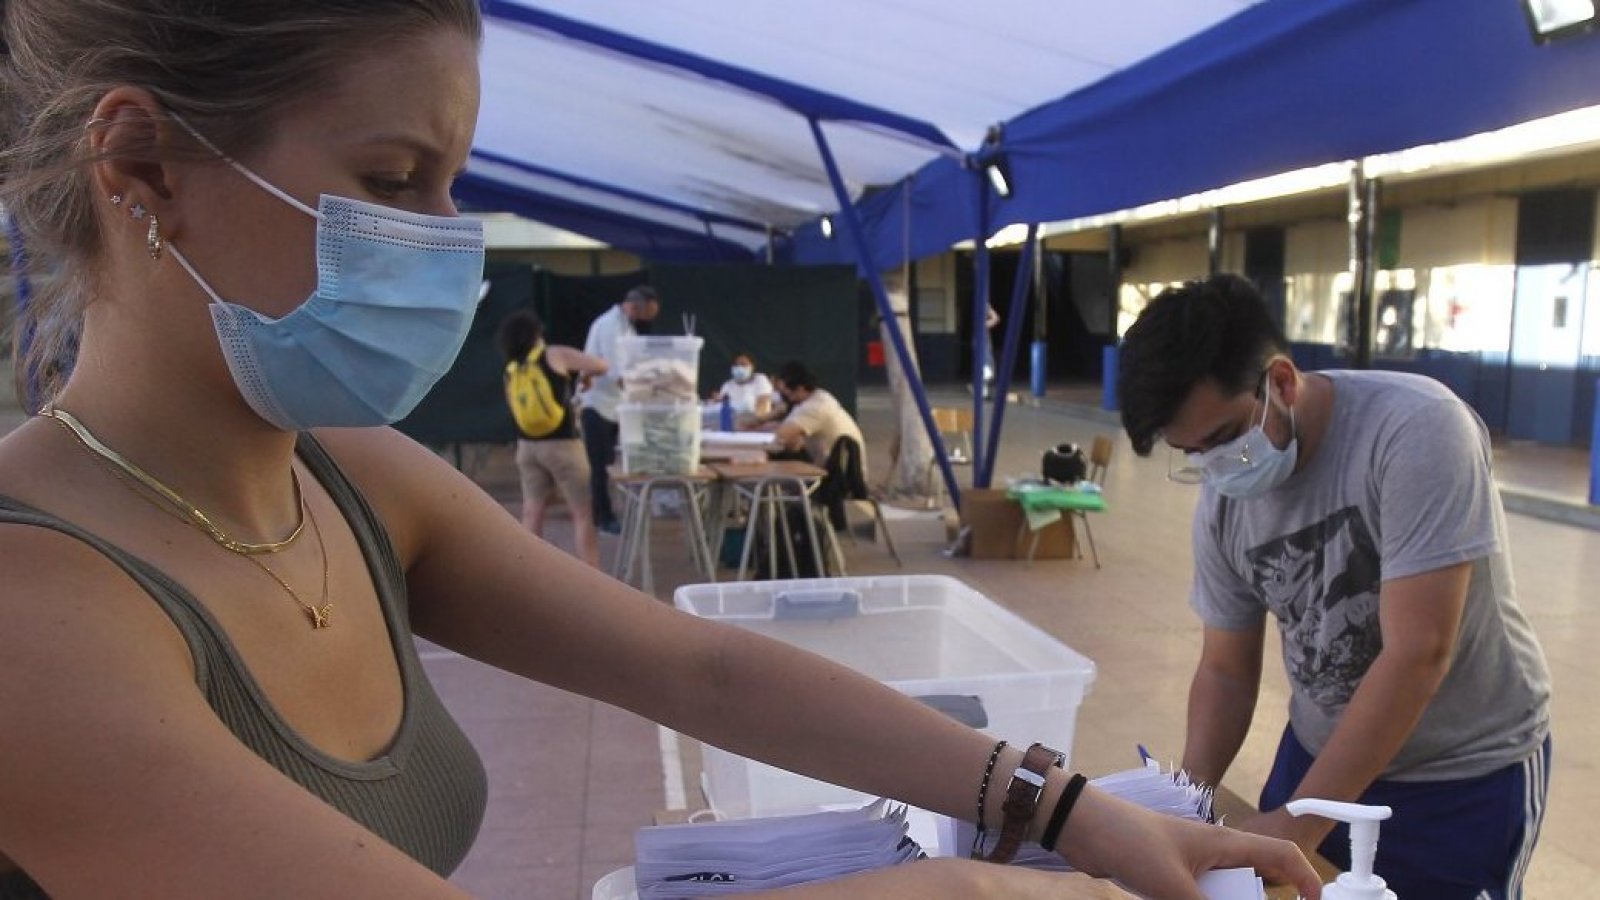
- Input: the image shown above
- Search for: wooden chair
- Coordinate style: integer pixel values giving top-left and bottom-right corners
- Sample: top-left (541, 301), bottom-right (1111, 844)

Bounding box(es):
top-left (919, 406), bottom-right (976, 507)
top-left (931, 406), bottom-right (974, 466)
top-left (815, 436), bottom-right (901, 572)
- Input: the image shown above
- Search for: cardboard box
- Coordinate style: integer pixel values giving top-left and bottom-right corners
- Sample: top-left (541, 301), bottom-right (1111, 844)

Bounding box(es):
top-left (962, 488), bottom-right (1076, 560)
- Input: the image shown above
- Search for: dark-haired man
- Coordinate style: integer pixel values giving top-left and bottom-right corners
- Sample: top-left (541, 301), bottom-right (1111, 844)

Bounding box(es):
top-left (578, 285), bottom-right (659, 533)
top-left (1118, 274), bottom-right (1550, 899)
top-left (766, 361), bottom-right (866, 472)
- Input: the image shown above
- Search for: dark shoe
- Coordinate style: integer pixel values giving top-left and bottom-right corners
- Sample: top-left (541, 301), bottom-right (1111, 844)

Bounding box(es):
top-left (598, 518), bottom-right (623, 535)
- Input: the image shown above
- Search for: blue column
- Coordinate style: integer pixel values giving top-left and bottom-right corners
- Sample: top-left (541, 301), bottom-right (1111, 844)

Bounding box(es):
top-left (1590, 378), bottom-right (1600, 506)
top-left (1030, 341), bottom-right (1048, 398)
top-left (971, 182), bottom-right (991, 484)
top-left (978, 224), bottom-right (1037, 489)
top-left (805, 118), bottom-right (961, 508)
top-left (1102, 344), bottom-right (1120, 412)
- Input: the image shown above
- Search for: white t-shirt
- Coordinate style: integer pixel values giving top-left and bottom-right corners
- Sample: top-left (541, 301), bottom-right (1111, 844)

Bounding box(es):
top-left (577, 305), bottom-right (634, 420)
top-left (717, 373), bottom-right (775, 415)
top-left (783, 389), bottom-right (866, 474)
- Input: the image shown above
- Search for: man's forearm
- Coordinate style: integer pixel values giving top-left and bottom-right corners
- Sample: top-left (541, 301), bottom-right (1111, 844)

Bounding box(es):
top-left (1183, 665), bottom-right (1259, 787)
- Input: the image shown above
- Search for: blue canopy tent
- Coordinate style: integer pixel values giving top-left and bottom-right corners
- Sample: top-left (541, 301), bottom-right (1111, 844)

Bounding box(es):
top-left (470, 0), bottom-right (1280, 504)
top-left (776, 0), bottom-right (1600, 493)
top-left (786, 0), bottom-right (1600, 267)
top-left (461, 0), bottom-right (1600, 508)
top-left (10, 0), bottom-right (1599, 503)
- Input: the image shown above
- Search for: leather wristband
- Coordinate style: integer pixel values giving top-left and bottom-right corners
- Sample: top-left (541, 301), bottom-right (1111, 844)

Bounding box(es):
top-left (1039, 772), bottom-right (1089, 853)
top-left (983, 742), bottom-right (1065, 864)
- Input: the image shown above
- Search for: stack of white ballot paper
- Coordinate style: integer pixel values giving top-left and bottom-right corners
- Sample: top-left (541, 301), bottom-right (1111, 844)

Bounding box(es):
top-left (632, 800), bottom-right (923, 898)
top-left (939, 759), bottom-right (1264, 900)
top-left (621, 762), bottom-right (1269, 900)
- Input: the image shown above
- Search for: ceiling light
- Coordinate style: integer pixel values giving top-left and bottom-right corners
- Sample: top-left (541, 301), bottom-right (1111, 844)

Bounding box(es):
top-left (820, 215), bottom-right (834, 239)
top-left (984, 155), bottom-right (1013, 198)
top-left (1524, 0), bottom-right (1596, 42)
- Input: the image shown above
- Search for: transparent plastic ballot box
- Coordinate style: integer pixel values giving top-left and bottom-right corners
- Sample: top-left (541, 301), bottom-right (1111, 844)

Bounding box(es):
top-left (617, 401), bottom-right (701, 474)
top-left (672, 575), bottom-right (1097, 820)
top-left (617, 335), bottom-right (703, 404)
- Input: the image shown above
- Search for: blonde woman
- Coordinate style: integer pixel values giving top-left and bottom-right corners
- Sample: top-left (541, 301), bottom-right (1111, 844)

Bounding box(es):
top-left (0, 3), bottom-right (1318, 898)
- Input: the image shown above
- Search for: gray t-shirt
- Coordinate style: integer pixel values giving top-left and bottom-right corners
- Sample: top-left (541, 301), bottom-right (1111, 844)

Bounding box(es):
top-left (1191, 370), bottom-right (1550, 781)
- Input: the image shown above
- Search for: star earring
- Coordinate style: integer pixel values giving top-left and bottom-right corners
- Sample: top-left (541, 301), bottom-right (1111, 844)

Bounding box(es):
top-left (128, 202), bottom-right (147, 221)
top-left (109, 194), bottom-right (124, 208)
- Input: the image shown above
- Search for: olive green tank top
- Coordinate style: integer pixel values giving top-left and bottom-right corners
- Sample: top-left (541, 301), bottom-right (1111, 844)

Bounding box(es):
top-left (0, 436), bottom-right (487, 897)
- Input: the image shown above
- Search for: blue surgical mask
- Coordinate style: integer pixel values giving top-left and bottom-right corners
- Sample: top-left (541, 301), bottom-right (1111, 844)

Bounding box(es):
top-left (731, 365), bottom-right (753, 382)
top-left (1188, 380), bottom-right (1298, 499)
top-left (166, 114), bottom-right (484, 432)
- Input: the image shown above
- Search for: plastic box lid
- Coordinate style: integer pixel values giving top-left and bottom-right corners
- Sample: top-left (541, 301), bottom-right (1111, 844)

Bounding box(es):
top-left (674, 574), bottom-right (1096, 694)
top-left (616, 335), bottom-right (704, 369)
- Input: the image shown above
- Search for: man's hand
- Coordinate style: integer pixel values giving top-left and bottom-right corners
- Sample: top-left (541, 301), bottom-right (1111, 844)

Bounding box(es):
top-left (1229, 807), bottom-right (1334, 857)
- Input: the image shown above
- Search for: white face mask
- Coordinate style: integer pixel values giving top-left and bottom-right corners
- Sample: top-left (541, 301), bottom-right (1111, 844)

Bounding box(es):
top-left (731, 364), bottom-right (753, 382)
top-left (1187, 378), bottom-right (1298, 499)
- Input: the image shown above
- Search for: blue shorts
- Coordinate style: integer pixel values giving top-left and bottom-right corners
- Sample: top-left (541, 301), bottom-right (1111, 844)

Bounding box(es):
top-left (1259, 726), bottom-right (1551, 900)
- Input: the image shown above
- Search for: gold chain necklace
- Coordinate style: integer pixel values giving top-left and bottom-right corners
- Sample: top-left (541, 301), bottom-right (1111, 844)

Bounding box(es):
top-left (40, 406), bottom-right (305, 555)
top-left (240, 501), bottom-right (333, 630)
top-left (42, 406), bottom-right (333, 630)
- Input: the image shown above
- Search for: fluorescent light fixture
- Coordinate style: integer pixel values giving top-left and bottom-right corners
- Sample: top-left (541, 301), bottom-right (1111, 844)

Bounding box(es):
top-left (983, 223), bottom-right (1033, 249)
top-left (984, 156), bottom-right (1014, 198)
top-left (1031, 161), bottom-right (1355, 242)
top-left (1524, 0), bottom-right (1596, 42)
top-left (820, 215), bottom-right (834, 239)
top-left (1364, 102), bottom-right (1600, 178)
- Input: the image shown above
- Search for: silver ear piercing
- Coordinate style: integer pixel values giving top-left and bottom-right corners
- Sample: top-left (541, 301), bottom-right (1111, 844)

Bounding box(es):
top-left (146, 214), bottom-right (163, 261)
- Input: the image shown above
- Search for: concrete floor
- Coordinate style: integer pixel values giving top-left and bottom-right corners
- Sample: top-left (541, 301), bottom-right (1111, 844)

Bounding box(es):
top-left (423, 388), bottom-right (1599, 899)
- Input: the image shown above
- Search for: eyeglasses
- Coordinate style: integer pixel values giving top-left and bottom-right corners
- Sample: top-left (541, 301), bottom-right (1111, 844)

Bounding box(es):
top-left (1164, 368), bottom-right (1275, 485)
top-left (1166, 449), bottom-right (1206, 485)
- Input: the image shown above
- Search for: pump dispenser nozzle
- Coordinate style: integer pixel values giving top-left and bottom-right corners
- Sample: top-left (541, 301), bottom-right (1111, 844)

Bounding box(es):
top-left (1285, 799), bottom-right (1396, 900)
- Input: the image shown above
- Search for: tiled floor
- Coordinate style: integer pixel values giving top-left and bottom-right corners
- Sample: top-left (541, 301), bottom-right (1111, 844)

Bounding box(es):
top-left (0, 392), bottom-right (1593, 898)
top-left (423, 387), bottom-right (1599, 899)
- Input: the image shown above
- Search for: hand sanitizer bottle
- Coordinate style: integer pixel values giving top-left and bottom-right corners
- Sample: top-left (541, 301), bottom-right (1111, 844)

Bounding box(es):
top-left (1285, 799), bottom-right (1397, 900)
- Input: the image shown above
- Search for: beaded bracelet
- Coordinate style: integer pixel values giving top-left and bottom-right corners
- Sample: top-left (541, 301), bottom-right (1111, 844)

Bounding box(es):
top-left (969, 739), bottom-right (1009, 858)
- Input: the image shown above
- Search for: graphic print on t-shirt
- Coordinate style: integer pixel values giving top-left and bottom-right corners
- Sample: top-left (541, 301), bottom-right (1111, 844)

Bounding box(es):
top-left (1244, 506), bottom-right (1383, 711)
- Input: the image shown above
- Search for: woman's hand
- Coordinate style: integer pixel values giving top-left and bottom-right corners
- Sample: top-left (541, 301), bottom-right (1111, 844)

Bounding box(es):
top-left (1056, 788), bottom-right (1322, 900)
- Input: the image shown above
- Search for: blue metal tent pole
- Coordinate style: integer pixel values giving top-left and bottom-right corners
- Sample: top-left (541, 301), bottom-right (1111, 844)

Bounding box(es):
top-left (971, 180), bottom-right (991, 484)
top-left (806, 117), bottom-right (961, 508)
top-left (977, 224), bottom-right (1038, 489)
top-left (4, 214), bottom-right (39, 413)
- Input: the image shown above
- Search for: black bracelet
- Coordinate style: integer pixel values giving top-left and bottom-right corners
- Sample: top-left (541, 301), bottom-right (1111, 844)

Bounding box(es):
top-left (1039, 772), bottom-right (1089, 853)
top-left (969, 739), bottom-right (1009, 858)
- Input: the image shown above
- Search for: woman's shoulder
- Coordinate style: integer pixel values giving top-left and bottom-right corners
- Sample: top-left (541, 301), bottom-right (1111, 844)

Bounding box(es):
top-left (0, 513), bottom-right (195, 687)
top-left (308, 426), bottom-right (501, 569)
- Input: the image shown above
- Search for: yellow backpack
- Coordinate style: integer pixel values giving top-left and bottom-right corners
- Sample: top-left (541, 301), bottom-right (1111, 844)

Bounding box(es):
top-left (504, 345), bottom-right (567, 438)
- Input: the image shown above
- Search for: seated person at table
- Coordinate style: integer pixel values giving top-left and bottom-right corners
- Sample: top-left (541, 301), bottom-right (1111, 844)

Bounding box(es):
top-left (762, 361), bottom-right (867, 472)
top-left (710, 351), bottom-right (776, 425)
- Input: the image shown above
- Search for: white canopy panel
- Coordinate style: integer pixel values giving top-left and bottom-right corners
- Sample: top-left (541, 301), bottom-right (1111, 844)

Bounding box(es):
top-left (474, 0), bottom-right (1263, 245)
